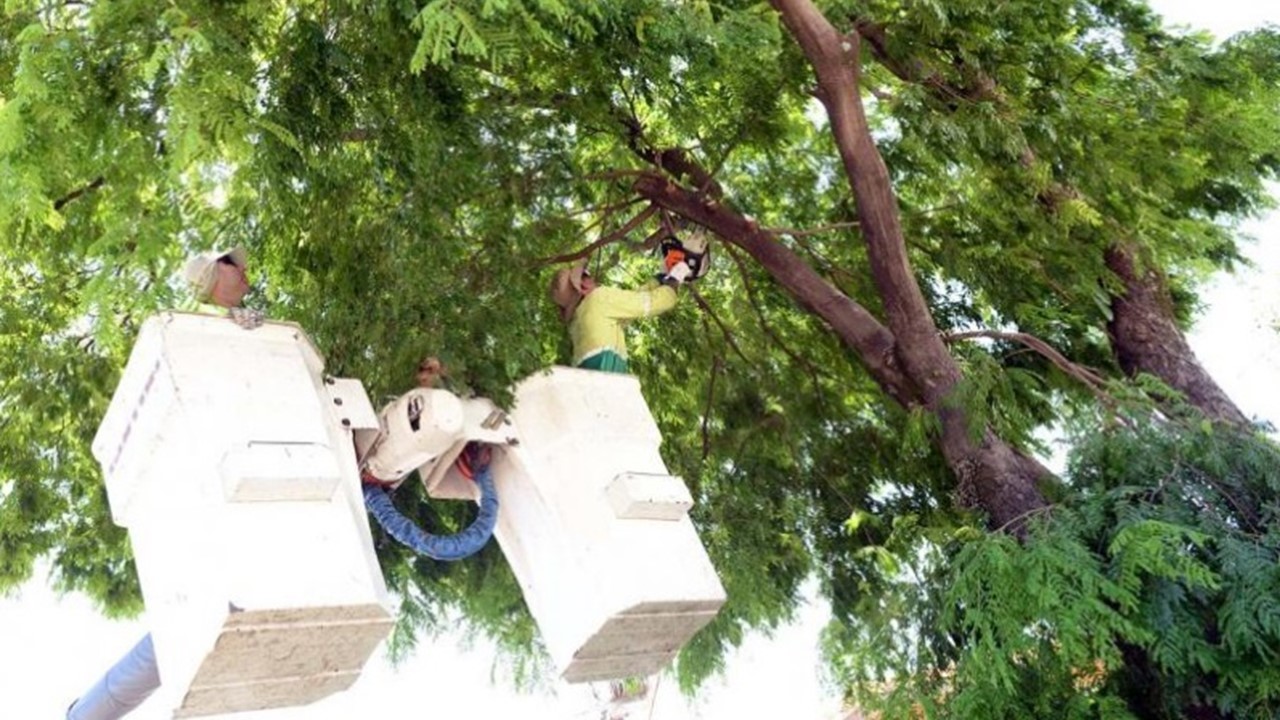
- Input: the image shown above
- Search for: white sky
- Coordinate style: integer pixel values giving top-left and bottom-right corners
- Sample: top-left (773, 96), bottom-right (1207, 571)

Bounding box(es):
top-left (2, 2), bottom-right (1277, 719)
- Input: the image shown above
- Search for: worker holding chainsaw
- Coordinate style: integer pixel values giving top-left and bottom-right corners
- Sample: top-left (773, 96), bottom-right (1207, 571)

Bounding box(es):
top-left (549, 227), bottom-right (710, 374)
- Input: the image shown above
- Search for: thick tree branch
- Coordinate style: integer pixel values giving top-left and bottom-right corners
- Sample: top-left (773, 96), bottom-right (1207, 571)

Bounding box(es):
top-left (858, 16), bottom-right (1248, 427)
top-left (852, 18), bottom-right (1003, 105)
top-left (771, 0), bottom-right (957, 401)
top-left (634, 172), bottom-right (916, 407)
top-left (850, 19), bottom-right (1061, 209)
top-left (771, 0), bottom-right (1051, 531)
top-left (1105, 244), bottom-right (1250, 427)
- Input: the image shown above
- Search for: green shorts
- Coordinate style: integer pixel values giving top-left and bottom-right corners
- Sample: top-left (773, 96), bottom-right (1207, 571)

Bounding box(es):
top-left (576, 350), bottom-right (630, 374)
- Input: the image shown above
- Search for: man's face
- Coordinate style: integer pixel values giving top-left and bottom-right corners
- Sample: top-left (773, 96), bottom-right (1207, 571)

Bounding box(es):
top-left (209, 257), bottom-right (250, 308)
top-left (579, 273), bottom-right (597, 294)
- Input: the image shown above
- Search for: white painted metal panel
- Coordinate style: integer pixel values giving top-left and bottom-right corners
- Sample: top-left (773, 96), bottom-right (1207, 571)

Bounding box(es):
top-left (492, 367), bottom-right (726, 682)
top-left (220, 442), bottom-right (340, 502)
top-left (606, 472), bottom-right (693, 520)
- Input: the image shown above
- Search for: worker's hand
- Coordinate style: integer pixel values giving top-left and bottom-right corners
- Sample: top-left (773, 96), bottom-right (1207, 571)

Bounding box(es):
top-left (229, 307), bottom-right (265, 330)
top-left (665, 260), bottom-right (693, 285)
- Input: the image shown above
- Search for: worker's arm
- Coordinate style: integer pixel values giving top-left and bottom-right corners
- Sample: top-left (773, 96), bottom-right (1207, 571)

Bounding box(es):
top-left (593, 285), bottom-right (679, 321)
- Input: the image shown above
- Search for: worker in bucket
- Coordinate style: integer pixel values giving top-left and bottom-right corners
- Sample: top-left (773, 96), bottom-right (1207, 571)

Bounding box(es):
top-left (64, 246), bottom-right (265, 720)
top-left (182, 244), bottom-right (265, 329)
top-left (549, 231), bottom-right (704, 374)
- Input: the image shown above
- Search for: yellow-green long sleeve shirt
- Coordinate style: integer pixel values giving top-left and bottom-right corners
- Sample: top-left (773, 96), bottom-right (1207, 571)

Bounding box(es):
top-left (569, 284), bottom-right (678, 365)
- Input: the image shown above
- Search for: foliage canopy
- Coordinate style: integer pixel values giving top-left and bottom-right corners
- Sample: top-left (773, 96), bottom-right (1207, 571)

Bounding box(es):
top-left (1, 0), bottom-right (1278, 715)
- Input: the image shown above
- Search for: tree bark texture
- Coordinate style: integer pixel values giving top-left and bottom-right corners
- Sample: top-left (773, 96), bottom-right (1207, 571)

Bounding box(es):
top-left (1105, 244), bottom-right (1249, 426)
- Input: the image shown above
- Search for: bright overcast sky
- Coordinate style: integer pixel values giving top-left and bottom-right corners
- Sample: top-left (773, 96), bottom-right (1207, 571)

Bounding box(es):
top-left (2, 2), bottom-right (1277, 720)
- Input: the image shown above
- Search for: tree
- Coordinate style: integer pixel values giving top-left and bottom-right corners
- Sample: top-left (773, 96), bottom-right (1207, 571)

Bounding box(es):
top-left (1, 0), bottom-right (1277, 716)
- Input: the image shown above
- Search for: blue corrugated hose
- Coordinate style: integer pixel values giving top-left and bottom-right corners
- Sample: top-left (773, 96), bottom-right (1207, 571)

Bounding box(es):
top-left (362, 461), bottom-right (499, 561)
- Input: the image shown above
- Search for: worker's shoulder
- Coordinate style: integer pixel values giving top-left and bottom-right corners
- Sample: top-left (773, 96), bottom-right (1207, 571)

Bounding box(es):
top-left (178, 297), bottom-right (229, 316)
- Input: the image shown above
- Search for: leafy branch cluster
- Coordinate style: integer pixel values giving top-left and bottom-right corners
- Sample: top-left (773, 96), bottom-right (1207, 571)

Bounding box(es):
top-left (825, 421), bottom-right (1280, 720)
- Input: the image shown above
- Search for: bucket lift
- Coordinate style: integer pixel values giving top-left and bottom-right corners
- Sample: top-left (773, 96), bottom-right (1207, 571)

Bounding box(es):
top-left (88, 311), bottom-right (725, 716)
top-left (482, 367), bottom-right (726, 681)
top-left (91, 312), bottom-right (394, 716)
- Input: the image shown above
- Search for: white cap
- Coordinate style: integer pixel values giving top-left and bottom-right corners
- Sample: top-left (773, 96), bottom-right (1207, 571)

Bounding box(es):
top-left (182, 246), bottom-right (247, 301)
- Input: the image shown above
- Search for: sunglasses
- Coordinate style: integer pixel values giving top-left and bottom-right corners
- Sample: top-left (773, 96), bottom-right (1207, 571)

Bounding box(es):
top-left (216, 255), bottom-right (239, 268)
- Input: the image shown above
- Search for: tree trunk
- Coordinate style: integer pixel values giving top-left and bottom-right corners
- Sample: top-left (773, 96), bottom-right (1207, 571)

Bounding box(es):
top-left (851, 18), bottom-right (1250, 429)
top-left (1105, 244), bottom-right (1249, 426)
top-left (630, 0), bottom-right (1052, 532)
top-left (759, 9), bottom-right (1244, 718)
top-left (769, 0), bottom-right (1049, 530)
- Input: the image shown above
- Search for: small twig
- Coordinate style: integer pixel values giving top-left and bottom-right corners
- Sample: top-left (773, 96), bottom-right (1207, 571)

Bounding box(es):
top-left (564, 197), bottom-right (644, 219)
top-left (582, 169), bottom-right (654, 183)
top-left (701, 356), bottom-right (722, 462)
top-left (53, 176), bottom-right (106, 211)
top-left (943, 330), bottom-right (1121, 414)
top-left (765, 220), bottom-right (861, 238)
top-left (992, 503), bottom-right (1057, 535)
top-left (621, 74), bottom-right (644, 135)
top-left (639, 225), bottom-right (668, 252)
top-left (723, 243), bottom-right (834, 388)
top-left (576, 184), bottom-right (628, 240)
top-left (1198, 473), bottom-right (1263, 534)
top-left (688, 285), bottom-right (752, 367)
top-left (907, 202), bottom-right (962, 218)
top-left (536, 205), bottom-right (658, 266)
top-left (703, 121), bottom-right (752, 194)
top-left (785, 232), bottom-right (862, 295)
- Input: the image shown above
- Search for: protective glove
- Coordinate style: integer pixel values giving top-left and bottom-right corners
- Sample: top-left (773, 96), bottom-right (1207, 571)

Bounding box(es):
top-left (663, 260), bottom-right (693, 286)
top-left (228, 306), bottom-right (265, 330)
